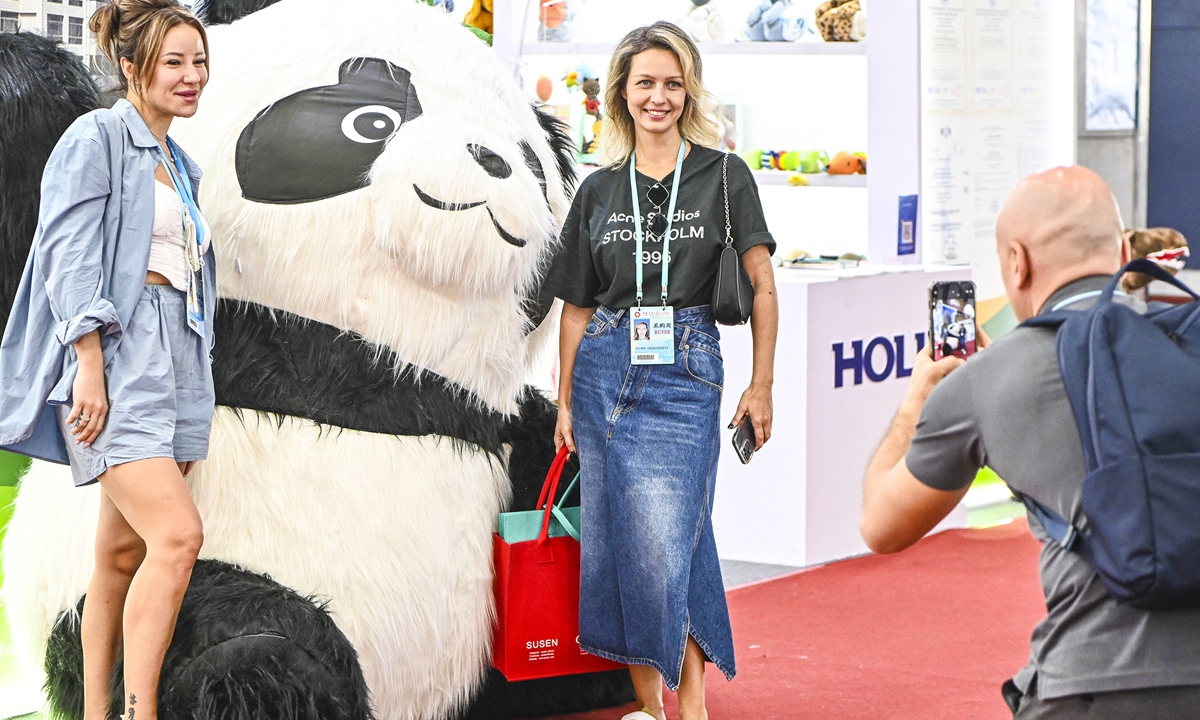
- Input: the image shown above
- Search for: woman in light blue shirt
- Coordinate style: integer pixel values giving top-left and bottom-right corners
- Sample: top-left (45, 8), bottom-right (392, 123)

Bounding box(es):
top-left (0, 2), bottom-right (216, 718)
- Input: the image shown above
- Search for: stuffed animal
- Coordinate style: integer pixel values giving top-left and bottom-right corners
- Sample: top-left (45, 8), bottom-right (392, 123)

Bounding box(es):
top-left (743, 0), bottom-right (793, 41)
top-left (464, 0), bottom-right (492, 34)
top-left (815, 0), bottom-right (860, 42)
top-left (742, 149), bottom-right (829, 173)
top-left (1122, 227), bottom-right (1190, 292)
top-left (826, 150), bottom-right (867, 174)
top-left (0, 1), bottom-right (633, 718)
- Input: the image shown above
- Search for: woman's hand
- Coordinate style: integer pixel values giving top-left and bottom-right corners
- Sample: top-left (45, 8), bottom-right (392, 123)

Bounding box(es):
top-left (68, 332), bottom-right (108, 447)
top-left (555, 405), bottom-right (576, 454)
top-left (730, 383), bottom-right (773, 450)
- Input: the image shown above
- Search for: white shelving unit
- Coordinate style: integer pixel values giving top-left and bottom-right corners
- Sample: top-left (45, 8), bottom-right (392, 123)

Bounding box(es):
top-left (519, 41), bottom-right (866, 56)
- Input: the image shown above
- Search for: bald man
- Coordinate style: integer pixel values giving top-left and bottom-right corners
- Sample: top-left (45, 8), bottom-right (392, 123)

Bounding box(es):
top-left (861, 166), bottom-right (1200, 719)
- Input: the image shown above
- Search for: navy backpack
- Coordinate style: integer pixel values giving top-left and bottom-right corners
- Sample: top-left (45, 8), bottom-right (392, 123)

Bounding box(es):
top-left (1019, 259), bottom-right (1200, 610)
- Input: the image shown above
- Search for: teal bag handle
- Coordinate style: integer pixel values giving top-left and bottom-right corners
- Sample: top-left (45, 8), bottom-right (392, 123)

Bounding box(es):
top-left (550, 473), bottom-right (581, 541)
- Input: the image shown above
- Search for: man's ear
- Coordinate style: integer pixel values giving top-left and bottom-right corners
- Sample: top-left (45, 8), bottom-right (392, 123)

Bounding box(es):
top-left (1010, 240), bottom-right (1032, 290)
top-left (1120, 233), bottom-right (1133, 265)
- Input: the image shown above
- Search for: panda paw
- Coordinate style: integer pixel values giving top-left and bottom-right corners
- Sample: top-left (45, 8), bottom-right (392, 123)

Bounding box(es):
top-left (44, 559), bottom-right (374, 720)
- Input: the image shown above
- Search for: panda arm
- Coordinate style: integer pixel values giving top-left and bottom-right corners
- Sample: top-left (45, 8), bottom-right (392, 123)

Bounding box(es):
top-left (35, 129), bottom-right (122, 346)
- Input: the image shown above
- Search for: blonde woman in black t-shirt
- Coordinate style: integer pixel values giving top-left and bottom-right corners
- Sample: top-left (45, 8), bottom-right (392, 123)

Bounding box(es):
top-left (546, 21), bottom-right (778, 720)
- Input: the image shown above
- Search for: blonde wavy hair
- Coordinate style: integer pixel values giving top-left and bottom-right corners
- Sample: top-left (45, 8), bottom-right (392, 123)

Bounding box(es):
top-left (600, 22), bottom-right (722, 167)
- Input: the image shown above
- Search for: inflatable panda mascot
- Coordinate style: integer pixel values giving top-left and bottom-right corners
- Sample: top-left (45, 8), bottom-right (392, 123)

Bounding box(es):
top-left (0, 1), bottom-right (633, 718)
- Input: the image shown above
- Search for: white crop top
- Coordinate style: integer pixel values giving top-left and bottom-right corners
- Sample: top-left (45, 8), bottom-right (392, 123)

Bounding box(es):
top-left (147, 180), bottom-right (210, 291)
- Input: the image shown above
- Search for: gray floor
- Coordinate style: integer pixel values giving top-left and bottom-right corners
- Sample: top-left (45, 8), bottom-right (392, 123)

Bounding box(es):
top-left (720, 559), bottom-right (802, 588)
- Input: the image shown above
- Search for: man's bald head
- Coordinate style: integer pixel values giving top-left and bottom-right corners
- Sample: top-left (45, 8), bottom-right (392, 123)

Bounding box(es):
top-left (995, 166), bottom-right (1128, 319)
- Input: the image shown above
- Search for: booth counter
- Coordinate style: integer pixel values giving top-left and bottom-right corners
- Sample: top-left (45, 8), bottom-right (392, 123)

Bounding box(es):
top-left (713, 264), bottom-right (971, 569)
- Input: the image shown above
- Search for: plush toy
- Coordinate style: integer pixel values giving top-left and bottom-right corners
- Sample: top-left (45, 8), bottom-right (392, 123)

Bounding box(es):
top-left (0, 1), bottom-right (633, 719)
top-left (742, 149), bottom-right (829, 173)
top-left (1122, 227), bottom-right (1190, 292)
top-left (851, 0), bottom-right (866, 41)
top-left (815, 0), bottom-right (860, 42)
top-left (536, 75), bottom-right (554, 102)
top-left (463, 0), bottom-right (492, 34)
top-left (826, 150), bottom-right (867, 174)
top-left (680, 0), bottom-right (730, 42)
top-left (743, 0), bottom-right (794, 41)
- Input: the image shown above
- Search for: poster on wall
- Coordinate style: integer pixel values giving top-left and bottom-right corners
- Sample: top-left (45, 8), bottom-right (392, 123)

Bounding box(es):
top-left (1085, 0), bottom-right (1139, 132)
top-left (919, 0), bottom-right (1075, 301)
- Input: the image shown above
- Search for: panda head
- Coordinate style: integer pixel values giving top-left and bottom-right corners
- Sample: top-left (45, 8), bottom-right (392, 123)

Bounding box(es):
top-left (179, 0), bottom-right (574, 409)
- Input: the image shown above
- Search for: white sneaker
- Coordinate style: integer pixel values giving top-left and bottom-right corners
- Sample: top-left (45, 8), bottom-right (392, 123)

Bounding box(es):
top-left (621, 712), bottom-right (660, 720)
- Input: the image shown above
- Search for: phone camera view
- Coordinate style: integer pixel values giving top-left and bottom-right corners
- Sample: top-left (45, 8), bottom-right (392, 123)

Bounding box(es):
top-left (931, 282), bottom-right (977, 360)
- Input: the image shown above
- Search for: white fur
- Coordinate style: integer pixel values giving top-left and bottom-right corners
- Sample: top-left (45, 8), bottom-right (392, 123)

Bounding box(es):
top-left (3, 409), bottom-right (511, 720)
top-left (3, 2), bottom-right (568, 718)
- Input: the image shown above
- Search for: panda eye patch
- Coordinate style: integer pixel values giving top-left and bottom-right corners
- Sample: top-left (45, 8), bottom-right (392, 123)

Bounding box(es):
top-left (342, 105), bottom-right (402, 144)
top-left (236, 57), bottom-right (423, 204)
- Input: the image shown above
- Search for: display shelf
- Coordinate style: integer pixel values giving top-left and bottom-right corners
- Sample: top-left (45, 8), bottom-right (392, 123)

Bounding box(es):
top-left (752, 170), bottom-right (867, 188)
top-left (575, 165), bottom-right (867, 189)
top-left (518, 41), bottom-right (866, 57)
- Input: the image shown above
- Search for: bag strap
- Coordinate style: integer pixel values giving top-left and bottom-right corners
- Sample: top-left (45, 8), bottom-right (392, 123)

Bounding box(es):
top-left (535, 446), bottom-right (569, 511)
top-left (1114, 258), bottom-right (1199, 301)
top-left (722, 154), bottom-right (733, 250)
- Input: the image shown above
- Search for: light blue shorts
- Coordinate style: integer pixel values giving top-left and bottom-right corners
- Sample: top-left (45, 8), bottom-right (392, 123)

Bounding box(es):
top-left (57, 284), bottom-right (215, 487)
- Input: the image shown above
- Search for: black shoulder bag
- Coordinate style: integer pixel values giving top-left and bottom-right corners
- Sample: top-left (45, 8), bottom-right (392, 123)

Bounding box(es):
top-left (710, 154), bottom-right (756, 325)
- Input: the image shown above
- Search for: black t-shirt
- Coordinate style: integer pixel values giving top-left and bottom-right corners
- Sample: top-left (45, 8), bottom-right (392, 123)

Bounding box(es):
top-left (545, 145), bottom-right (775, 310)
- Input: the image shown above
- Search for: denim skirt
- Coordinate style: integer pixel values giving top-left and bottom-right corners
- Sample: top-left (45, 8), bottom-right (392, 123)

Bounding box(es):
top-left (57, 284), bottom-right (215, 486)
top-left (573, 305), bottom-right (736, 690)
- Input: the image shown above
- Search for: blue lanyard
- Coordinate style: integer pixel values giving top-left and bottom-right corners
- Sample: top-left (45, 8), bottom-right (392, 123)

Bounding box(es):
top-left (630, 138), bottom-right (686, 307)
top-left (160, 138), bottom-right (205, 251)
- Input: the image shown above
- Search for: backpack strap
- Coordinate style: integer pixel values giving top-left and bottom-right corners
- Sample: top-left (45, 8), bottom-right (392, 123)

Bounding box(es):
top-left (1118, 258), bottom-right (1200, 301)
top-left (1012, 489), bottom-right (1098, 567)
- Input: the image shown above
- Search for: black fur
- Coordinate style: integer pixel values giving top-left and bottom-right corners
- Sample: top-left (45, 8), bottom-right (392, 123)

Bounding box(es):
top-left (533, 106), bottom-right (578, 198)
top-left (214, 299), bottom-right (516, 453)
top-left (194, 0), bottom-right (285, 25)
top-left (0, 32), bottom-right (100, 329)
top-left (45, 560), bottom-right (373, 720)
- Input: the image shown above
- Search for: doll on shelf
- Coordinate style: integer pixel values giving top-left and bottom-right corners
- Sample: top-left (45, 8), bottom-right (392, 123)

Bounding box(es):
top-left (537, 0), bottom-right (573, 41)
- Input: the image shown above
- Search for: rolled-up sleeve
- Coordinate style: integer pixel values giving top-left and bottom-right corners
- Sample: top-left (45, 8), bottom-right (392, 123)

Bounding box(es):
top-left (34, 131), bottom-right (122, 346)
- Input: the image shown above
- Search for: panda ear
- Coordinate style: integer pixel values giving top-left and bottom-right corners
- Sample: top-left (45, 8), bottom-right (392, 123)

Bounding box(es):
top-left (533, 105), bottom-right (577, 198)
top-left (194, 0), bottom-right (283, 25)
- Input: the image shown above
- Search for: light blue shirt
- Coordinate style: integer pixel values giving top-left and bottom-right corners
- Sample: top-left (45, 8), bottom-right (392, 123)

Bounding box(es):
top-left (0, 99), bottom-right (216, 465)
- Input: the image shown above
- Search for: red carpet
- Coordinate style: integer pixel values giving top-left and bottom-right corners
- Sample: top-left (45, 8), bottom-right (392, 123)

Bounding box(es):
top-left (550, 519), bottom-right (1045, 720)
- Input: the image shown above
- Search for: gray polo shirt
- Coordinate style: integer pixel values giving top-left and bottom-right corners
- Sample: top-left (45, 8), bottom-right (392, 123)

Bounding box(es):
top-left (907, 275), bottom-right (1200, 699)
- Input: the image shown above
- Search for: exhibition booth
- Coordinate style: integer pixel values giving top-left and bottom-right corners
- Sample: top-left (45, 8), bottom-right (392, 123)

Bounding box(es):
top-left (0, 0), bottom-right (1117, 717)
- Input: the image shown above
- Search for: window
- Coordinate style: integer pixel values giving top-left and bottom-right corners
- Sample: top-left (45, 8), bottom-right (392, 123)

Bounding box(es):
top-left (70, 0), bottom-right (84, 6)
top-left (47, 0), bottom-right (63, 4)
top-left (68, 16), bottom-right (82, 44)
top-left (0, 11), bottom-right (18, 33)
top-left (46, 14), bottom-right (63, 41)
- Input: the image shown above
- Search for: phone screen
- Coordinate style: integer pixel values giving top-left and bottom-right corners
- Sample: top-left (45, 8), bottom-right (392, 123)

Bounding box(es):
top-left (929, 281), bottom-right (978, 360)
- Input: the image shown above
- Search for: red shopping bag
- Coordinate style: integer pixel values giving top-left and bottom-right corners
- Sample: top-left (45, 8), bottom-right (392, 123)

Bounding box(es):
top-left (492, 447), bottom-right (625, 680)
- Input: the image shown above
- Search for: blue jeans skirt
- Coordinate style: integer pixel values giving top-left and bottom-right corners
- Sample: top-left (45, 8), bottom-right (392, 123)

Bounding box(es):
top-left (573, 305), bottom-right (736, 690)
top-left (57, 284), bottom-right (215, 487)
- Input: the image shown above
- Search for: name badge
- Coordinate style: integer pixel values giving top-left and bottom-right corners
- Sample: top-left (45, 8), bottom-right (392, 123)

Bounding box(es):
top-left (630, 306), bottom-right (674, 365)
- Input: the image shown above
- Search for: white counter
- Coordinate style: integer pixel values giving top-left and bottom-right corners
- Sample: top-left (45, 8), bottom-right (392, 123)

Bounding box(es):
top-left (712, 263), bottom-right (971, 568)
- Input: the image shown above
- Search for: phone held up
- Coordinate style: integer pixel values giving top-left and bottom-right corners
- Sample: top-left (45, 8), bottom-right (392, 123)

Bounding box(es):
top-left (732, 415), bottom-right (756, 464)
top-left (928, 280), bottom-right (978, 361)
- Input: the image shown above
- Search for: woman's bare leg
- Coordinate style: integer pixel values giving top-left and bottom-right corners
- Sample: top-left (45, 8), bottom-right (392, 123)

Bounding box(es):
top-left (98, 457), bottom-right (202, 720)
top-left (676, 637), bottom-right (708, 720)
top-left (82, 489), bottom-right (147, 720)
top-left (629, 664), bottom-right (666, 720)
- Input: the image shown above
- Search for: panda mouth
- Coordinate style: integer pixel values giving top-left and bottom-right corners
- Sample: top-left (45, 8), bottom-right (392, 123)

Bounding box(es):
top-left (413, 185), bottom-right (528, 248)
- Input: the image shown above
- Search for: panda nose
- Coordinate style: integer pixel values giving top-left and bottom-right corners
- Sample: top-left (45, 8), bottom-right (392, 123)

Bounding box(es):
top-left (468, 144), bottom-right (512, 179)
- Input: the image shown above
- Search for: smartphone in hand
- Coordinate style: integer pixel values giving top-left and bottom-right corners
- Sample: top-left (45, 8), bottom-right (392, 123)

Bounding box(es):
top-left (732, 415), bottom-right (756, 464)
top-left (929, 281), bottom-right (978, 360)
